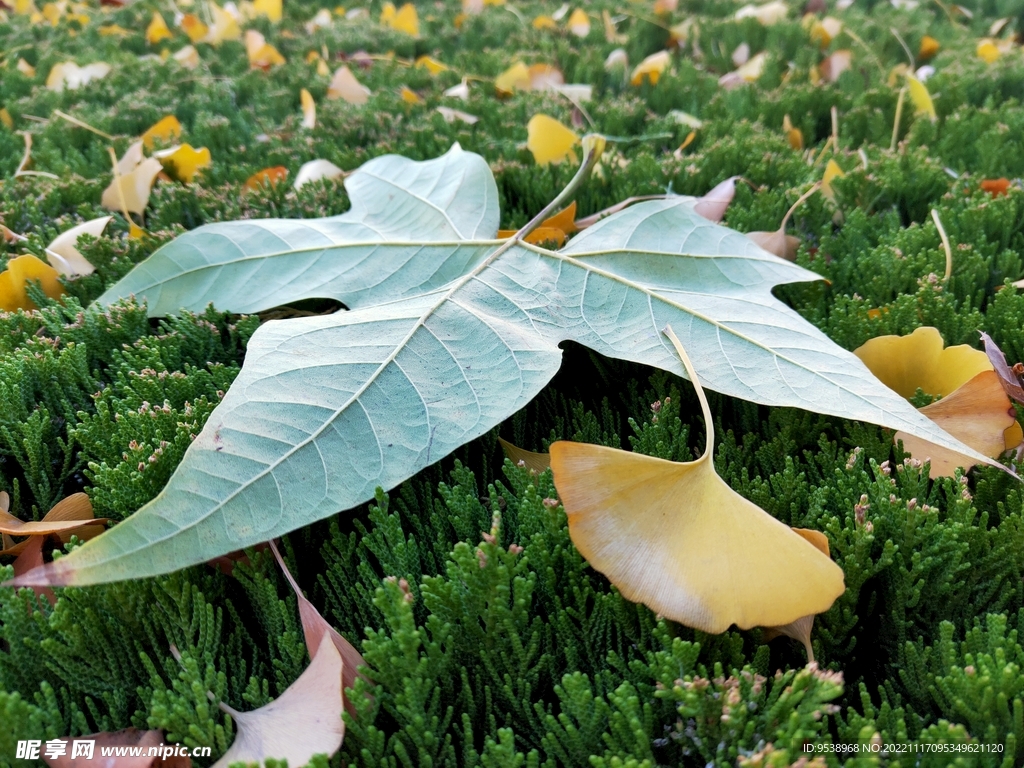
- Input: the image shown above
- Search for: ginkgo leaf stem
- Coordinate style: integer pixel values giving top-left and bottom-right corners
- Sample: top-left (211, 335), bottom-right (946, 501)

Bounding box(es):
top-left (662, 324), bottom-right (714, 462)
top-left (780, 182), bottom-right (821, 230)
top-left (891, 87), bottom-right (906, 151)
top-left (52, 109), bottom-right (115, 140)
top-left (931, 208), bottom-right (953, 282)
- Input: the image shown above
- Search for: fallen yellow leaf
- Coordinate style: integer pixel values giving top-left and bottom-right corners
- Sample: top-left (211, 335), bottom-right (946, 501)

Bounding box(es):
top-left (141, 115), bottom-right (182, 150)
top-left (821, 159), bottom-right (845, 203)
top-left (526, 113), bottom-right (579, 165)
top-left (977, 39), bottom-right (1001, 64)
top-left (567, 8), bottom-right (589, 37)
top-left (181, 13), bottom-right (209, 42)
top-left (301, 88), bottom-right (316, 129)
top-left (549, 325), bottom-right (845, 633)
top-left (630, 50), bottom-right (670, 86)
top-left (45, 216), bottom-right (111, 276)
top-left (0, 255), bottom-right (65, 311)
top-left (45, 61), bottom-right (111, 92)
top-left (253, 0), bottom-right (281, 22)
top-left (203, 2), bottom-right (241, 45)
top-left (146, 11), bottom-right (172, 45)
top-left (245, 30), bottom-right (286, 69)
top-left (153, 143), bottom-right (212, 183)
top-left (381, 1), bottom-right (418, 36)
top-left (415, 55), bottom-right (447, 75)
top-left (102, 143), bottom-right (163, 215)
top-left (735, 0), bottom-right (788, 25)
top-left (532, 14), bottom-right (556, 29)
top-left (244, 166), bottom-right (288, 192)
top-left (906, 73), bottom-right (937, 121)
top-left (783, 114), bottom-right (803, 150)
top-left (16, 58), bottom-right (35, 77)
top-left (400, 85), bottom-right (422, 104)
top-left (919, 34), bottom-right (940, 60)
top-left (327, 65), bottom-right (370, 104)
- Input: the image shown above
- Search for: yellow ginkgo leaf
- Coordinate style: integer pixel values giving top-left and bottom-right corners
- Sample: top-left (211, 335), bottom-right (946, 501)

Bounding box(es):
top-left (821, 159), bottom-right (845, 203)
top-left (45, 216), bottom-right (111, 276)
top-left (0, 255), bottom-right (65, 312)
top-left (906, 73), bottom-right (936, 121)
top-left (45, 61), bottom-right (111, 92)
top-left (526, 114), bottom-right (579, 165)
top-left (415, 55), bottom-right (448, 75)
top-left (17, 58), bottom-right (36, 77)
top-left (173, 45), bottom-right (200, 69)
top-left (253, 0), bottom-right (281, 22)
top-left (0, 109), bottom-right (13, 130)
top-left (807, 15), bottom-right (841, 48)
top-left (549, 325), bottom-right (845, 634)
top-left (718, 50), bottom-right (767, 89)
top-left (498, 201), bottom-right (578, 246)
top-left (101, 149), bottom-right (163, 216)
top-left (153, 143), bottom-right (212, 183)
top-left (630, 50), bottom-right (670, 86)
top-left (293, 158), bottom-right (345, 190)
top-left (327, 65), bottom-right (370, 104)
top-left (203, 2), bottom-right (241, 45)
top-left (895, 370), bottom-right (1017, 478)
top-left (400, 85), bottom-right (423, 104)
top-left (245, 30), bottom-right (286, 69)
top-left (495, 61), bottom-right (530, 94)
top-left (977, 39), bottom-right (1001, 64)
top-left (782, 114), bottom-right (803, 150)
top-left (301, 88), bottom-right (316, 129)
top-left (919, 35), bottom-right (940, 60)
top-left (854, 327), bottom-right (991, 400)
top-left (40, 2), bottom-right (60, 25)
top-left (98, 24), bottom-right (131, 37)
top-left (533, 14), bottom-right (556, 30)
top-left (141, 115), bottom-right (182, 151)
top-left (381, 1), bottom-right (418, 36)
top-left (567, 8), bottom-right (590, 37)
top-left (146, 12), bottom-right (172, 45)
top-left (734, 0), bottom-right (787, 25)
top-left (181, 13), bottom-right (209, 43)
top-left (244, 165), bottom-right (288, 192)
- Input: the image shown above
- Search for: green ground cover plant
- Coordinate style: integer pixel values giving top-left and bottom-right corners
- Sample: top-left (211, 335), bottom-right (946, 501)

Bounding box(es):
top-left (6, 0), bottom-right (1024, 764)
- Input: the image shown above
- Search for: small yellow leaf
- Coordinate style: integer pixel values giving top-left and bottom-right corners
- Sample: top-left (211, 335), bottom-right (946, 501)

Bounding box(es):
top-left (718, 50), bottom-right (766, 89)
top-left (495, 61), bottom-right (530, 94)
top-left (293, 158), bottom-right (345, 190)
top-left (153, 144), bottom-right (212, 183)
top-left (0, 109), bottom-right (13, 130)
top-left (415, 55), bottom-right (448, 75)
top-left (101, 153), bottom-right (163, 215)
top-left (244, 165), bottom-right (288, 192)
top-left (146, 12), bottom-right (173, 45)
top-left (735, 0), bottom-right (788, 25)
top-left (327, 65), bottom-right (370, 104)
top-left (245, 30), bottom-right (286, 69)
top-left (180, 13), bottom-right (209, 42)
top-left (40, 2), bottom-right (59, 25)
top-left (253, 0), bottom-right (281, 22)
top-left (0, 255), bottom-right (65, 312)
top-left (173, 45), bottom-right (200, 69)
top-left (203, 2), bottom-right (242, 45)
top-left (532, 14), bottom-right (556, 29)
top-left (567, 8), bottom-right (589, 37)
top-left (305, 8), bottom-right (333, 32)
top-left (808, 16), bottom-right (841, 48)
top-left (630, 50), bottom-right (670, 86)
top-left (301, 88), bottom-right (316, 129)
top-left (497, 437), bottom-right (551, 473)
top-left (497, 202), bottom-right (577, 245)
top-left (549, 326), bottom-right (844, 634)
top-left (782, 114), bottom-right (803, 150)
top-left (821, 159), bottom-right (845, 203)
top-left (98, 24), bottom-right (131, 37)
top-left (977, 39), bottom-right (1001, 64)
top-left (46, 216), bottom-right (111, 276)
top-left (45, 61), bottom-right (111, 92)
top-left (141, 115), bottom-right (182, 150)
top-left (400, 85), bottom-right (423, 104)
top-left (381, 1), bottom-right (418, 35)
top-left (919, 35), bottom-right (940, 60)
top-left (17, 58), bottom-right (36, 77)
top-left (906, 73), bottom-right (937, 121)
top-left (526, 114), bottom-right (579, 165)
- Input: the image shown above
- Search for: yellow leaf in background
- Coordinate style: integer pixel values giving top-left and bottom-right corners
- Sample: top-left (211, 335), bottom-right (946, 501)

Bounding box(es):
top-left (400, 85), bottom-right (422, 104)
top-left (181, 13), bottom-right (209, 42)
top-left (820, 49), bottom-right (852, 83)
top-left (45, 61), bottom-right (111, 92)
top-left (821, 158), bottom-right (845, 203)
top-left (0, 255), bottom-right (65, 311)
top-left (301, 88), bottom-right (316, 129)
top-left (381, 1), bottom-right (418, 35)
top-left (567, 8), bottom-right (589, 37)
top-left (977, 39), bottom-right (1001, 63)
top-left (526, 113), bottom-right (579, 165)
top-left (415, 55), bottom-right (448, 75)
top-left (549, 326), bottom-right (845, 634)
top-left (0, 109), bottom-right (13, 129)
top-left (735, 0), bottom-right (788, 25)
top-left (305, 8), bottom-right (333, 32)
top-left (906, 73), bottom-right (937, 121)
top-left (380, 1), bottom-right (395, 23)
top-left (497, 202), bottom-right (577, 246)
top-left (807, 15), bottom-right (842, 48)
top-left (783, 114), bottom-right (803, 150)
top-left (17, 58), bottom-right (35, 77)
top-left (153, 143), bottom-right (212, 183)
top-left (45, 216), bottom-right (110, 276)
top-left (14, 0), bottom-right (34, 14)
top-left (919, 34), bottom-right (940, 60)
top-left (293, 158), bottom-right (345, 189)
top-left (668, 17), bottom-right (696, 47)
top-left (653, 0), bottom-right (677, 13)
top-left (317, 58), bottom-right (330, 76)
top-left (854, 326), bottom-right (991, 400)
top-left (532, 14), bottom-right (556, 29)
top-left (718, 50), bottom-right (766, 89)
top-left (253, 0), bottom-right (282, 22)
top-left (142, 115), bottom-right (182, 150)
top-left (327, 65), bottom-right (370, 104)
top-left (244, 165), bottom-right (288, 192)
top-left (204, 2), bottom-right (241, 45)
top-left (146, 12), bottom-right (172, 45)
top-left (245, 30), bottom-right (286, 69)
top-left (630, 50), bottom-right (670, 85)
top-left (98, 24), bottom-right (131, 36)
top-left (495, 61), bottom-right (529, 94)
top-left (102, 152), bottom-right (163, 215)
top-left (173, 44), bottom-right (200, 69)
top-left (40, 2), bottom-right (60, 25)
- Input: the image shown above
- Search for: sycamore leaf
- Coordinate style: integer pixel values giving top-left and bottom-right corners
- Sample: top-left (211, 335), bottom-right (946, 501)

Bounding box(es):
top-left (146, 11), bottom-right (172, 44)
top-left (244, 166), bottom-right (288, 192)
top-left (327, 65), bottom-right (370, 104)
top-left (301, 88), bottom-right (316, 129)
top-left (981, 331), bottom-right (1024, 405)
top-left (22, 144), bottom-right (999, 586)
top-left (212, 635), bottom-right (344, 768)
top-left (906, 73), bottom-right (937, 121)
top-left (293, 158), bottom-right (345, 189)
top-left (549, 325), bottom-right (845, 633)
top-left (142, 116), bottom-right (182, 150)
top-left (527, 114), bottom-right (578, 165)
top-left (153, 144), bottom-right (212, 183)
top-left (45, 729), bottom-right (191, 768)
top-left (46, 216), bottom-right (111, 276)
top-left (45, 61), bottom-right (110, 92)
top-left (630, 50), bottom-right (670, 85)
top-left (269, 540), bottom-right (366, 700)
top-left (0, 254), bottom-right (64, 310)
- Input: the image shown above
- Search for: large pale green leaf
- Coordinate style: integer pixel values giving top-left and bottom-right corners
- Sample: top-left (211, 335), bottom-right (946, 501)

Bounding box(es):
top-left (16, 145), bottom-right (995, 586)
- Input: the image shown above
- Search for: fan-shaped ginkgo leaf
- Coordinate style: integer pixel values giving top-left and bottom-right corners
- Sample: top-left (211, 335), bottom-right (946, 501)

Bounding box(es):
top-left (293, 159), bottom-right (345, 190)
top-left (102, 148), bottom-right (163, 216)
top-left (567, 8), bottom-right (589, 37)
top-left (301, 88), bottom-right (316, 129)
top-left (527, 114), bottom-right (578, 165)
top-left (203, 2), bottom-right (241, 45)
top-left (146, 12), bottom-right (172, 45)
top-left (46, 216), bottom-right (111, 276)
top-left (549, 326), bottom-right (845, 634)
top-left (244, 166), bottom-right (288, 192)
top-left (327, 65), bottom-right (370, 104)
top-left (142, 116), bottom-right (182, 150)
top-left (906, 74), bottom-right (937, 121)
top-left (253, 0), bottom-right (282, 23)
top-left (630, 50), bottom-right (670, 85)
top-left (153, 144), bottom-right (211, 183)
top-left (0, 255), bottom-right (65, 311)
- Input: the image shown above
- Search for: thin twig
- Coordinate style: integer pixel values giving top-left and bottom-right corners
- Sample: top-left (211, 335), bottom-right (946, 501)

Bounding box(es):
top-left (53, 109), bottom-right (115, 140)
top-left (890, 26), bottom-right (915, 68)
top-left (931, 209), bottom-right (953, 282)
top-left (891, 87), bottom-right (906, 151)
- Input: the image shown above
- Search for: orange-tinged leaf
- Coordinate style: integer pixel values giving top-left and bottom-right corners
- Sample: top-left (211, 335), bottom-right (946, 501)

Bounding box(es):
top-left (896, 370), bottom-right (1017, 478)
top-left (746, 229), bottom-right (800, 260)
top-left (0, 493), bottom-right (105, 539)
top-left (180, 13), bottom-right (208, 42)
top-left (653, 0), bottom-right (677, 13)
top-left (173, 44), bottom-right (200, 69)
top-left (919, 34), bottom-right (940, 60)
top-left (981, 331), bottom-right (1024, 405)
top-left (981, 178), bottom-right (1011, 196)
top-left (549, 326), bottom-right (845, 634)
top-left (783, 114), bottom-right (803, 150)
top-left (327, 65), bottom-right (370, 104)
top-left (301, 88), bottom-right (316, 129)
top-left (213, 635), bottom-right (345, 767)
top-left (400, 85), bottom-right (422, 104)
top-left (526, 113), bottom-right (579, 165)
top-left (853, 326), bottom-right (991, 399)
top-left (693, 176), bottom-right (738, 222)
top-left (245, 30), bottom-right (286, 69)
top-left (244, 166), bottom-right (288, 192)
top-left (630, 50), bottom-right (670, 86)
top-left (142, 115), bottom-right (182, 150)
top-left (146, 11), bottom-right (172, 45)
top-left (253, 0), bottom-right (281, 22)
top-left (0, 254), bottom-right (65, 311)
top-left (153, 144), bottom-right (212, 183)
top-left (567, 8), bottom-right (589, 37)
top-left (203, 2), bottom-right (241, 44)
top-left (495, 61), bottom-right (529, 94)
top-left (497, 437), bottom-right (551, 473)
top-left (46, 216), bottom-right (111, 276)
